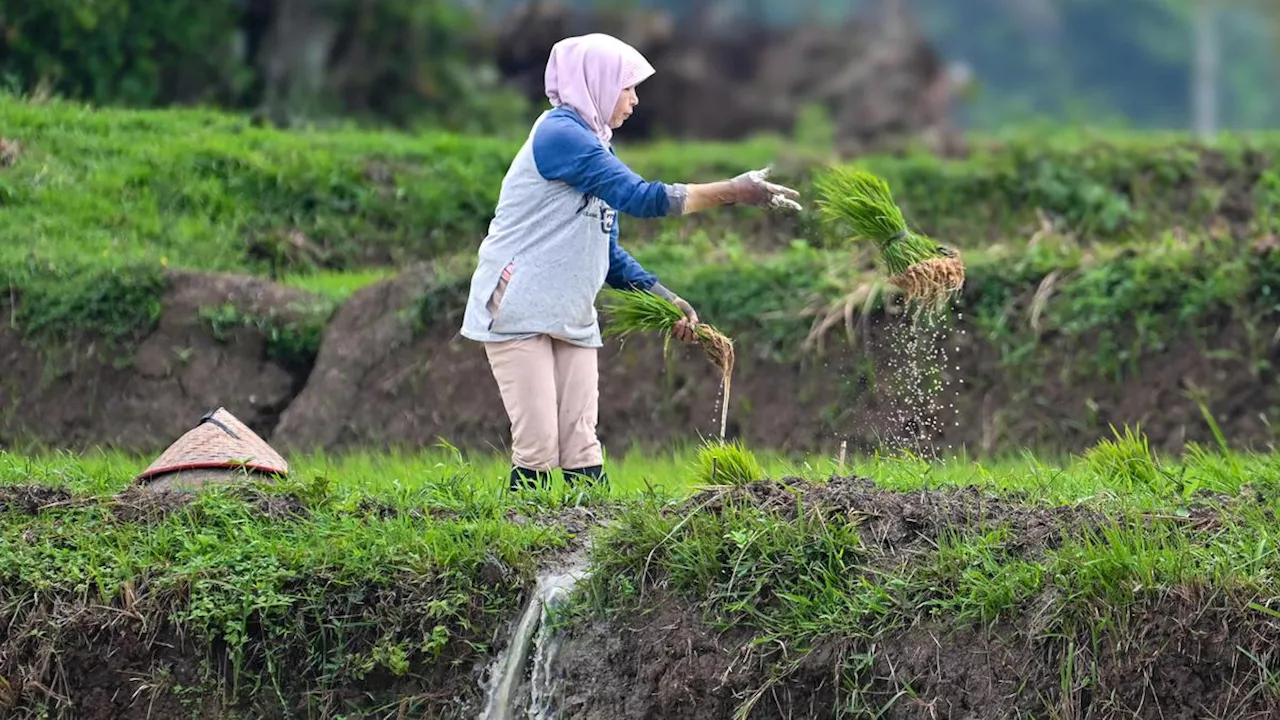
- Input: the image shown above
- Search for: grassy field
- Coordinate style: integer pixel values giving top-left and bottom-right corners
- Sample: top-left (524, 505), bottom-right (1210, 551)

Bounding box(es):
top-left (3, 431), bottom-right (1280, 717)
top-left (5, 92), bottom-right (1280, 278)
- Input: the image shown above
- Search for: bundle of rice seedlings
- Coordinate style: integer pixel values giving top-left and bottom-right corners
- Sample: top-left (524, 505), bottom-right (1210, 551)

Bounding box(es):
top-left (815, 166), bottom-right (965, 311)
top-left (693, 437), bottom-right (764, 487)
top-left (600, 288), bottom-right (736, 438)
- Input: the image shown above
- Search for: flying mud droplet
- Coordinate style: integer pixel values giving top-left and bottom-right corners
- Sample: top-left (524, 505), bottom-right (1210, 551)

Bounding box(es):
top-left (868, 300), bottom-right (963, 459)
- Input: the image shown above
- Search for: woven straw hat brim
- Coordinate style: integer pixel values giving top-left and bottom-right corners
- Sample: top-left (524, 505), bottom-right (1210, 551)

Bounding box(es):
top-left (136, 407), bottom-right (289, 483)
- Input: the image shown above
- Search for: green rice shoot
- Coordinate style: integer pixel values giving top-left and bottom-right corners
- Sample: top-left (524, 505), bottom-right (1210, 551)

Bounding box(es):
top-left (1080, 424), bottom-right (1165, 491)
top-left (814, 166), bottom-right (948, 275)
top-left (600, 288), bottom-right (736, 439)
top-left (600, 288), bottom-right (684, 338)
top-left (692, 437), bottom-right (765, 487)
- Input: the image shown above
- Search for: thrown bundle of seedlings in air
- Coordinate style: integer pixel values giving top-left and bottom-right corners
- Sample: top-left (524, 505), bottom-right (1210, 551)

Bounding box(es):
top-left (600, 288), bottom-right (735, 438)
top-left (816, 167), bottom-right (965, 312)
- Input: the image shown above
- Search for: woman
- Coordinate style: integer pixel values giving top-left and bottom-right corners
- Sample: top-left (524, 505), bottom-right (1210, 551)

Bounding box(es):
top-left (460, 32), bottom-right (802, 491)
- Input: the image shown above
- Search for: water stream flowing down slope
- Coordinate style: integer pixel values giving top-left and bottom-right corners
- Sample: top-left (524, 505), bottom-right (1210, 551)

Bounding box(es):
top-left (479, 556), bottom-right (589, 719)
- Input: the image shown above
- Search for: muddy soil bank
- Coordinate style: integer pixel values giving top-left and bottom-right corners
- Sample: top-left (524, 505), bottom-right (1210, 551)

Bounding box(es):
top-left (552, 589), bottom-right (1279, 720)
top-left (0, 579), bottom-right (492, 720)
top-left (0, 270), bottom-right (319, 451)
top-left (0, 483), bottom-right (532, 720)
top-left (3, 267), bottom-right (1279, 457)
top-left (548, 476), bottom-right (1278, 720)
top-left (5, 478), bottom-right (1273, 719)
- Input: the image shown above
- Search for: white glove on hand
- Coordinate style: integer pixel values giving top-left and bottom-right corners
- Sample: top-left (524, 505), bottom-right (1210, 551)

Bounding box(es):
top-left (728, 166), bottom-right (803, 211)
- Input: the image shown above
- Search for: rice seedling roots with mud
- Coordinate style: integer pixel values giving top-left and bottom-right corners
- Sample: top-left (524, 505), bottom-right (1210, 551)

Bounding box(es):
top-left (890, 251), bottom-right (967, 315)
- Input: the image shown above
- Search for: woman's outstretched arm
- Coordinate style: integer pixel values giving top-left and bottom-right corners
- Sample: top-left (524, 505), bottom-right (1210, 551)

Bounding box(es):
top-left (533, 113), bottom-right (801, 218)
top-left (682, 168), bottom-right (802, 214)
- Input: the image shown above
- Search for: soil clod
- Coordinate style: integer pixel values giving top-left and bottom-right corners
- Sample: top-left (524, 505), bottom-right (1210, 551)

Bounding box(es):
top-left (0, 138), bottom-right (20, 167)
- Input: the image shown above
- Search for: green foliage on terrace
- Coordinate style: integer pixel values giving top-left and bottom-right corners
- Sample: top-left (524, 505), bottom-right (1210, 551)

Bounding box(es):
top-left (4, 96), bottom-right (1280, 278)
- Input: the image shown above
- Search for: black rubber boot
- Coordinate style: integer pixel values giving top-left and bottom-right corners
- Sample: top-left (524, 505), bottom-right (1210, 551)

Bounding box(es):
top-left (563, 464), bottom-right (608, 489)
top-left (509, 466), bottom-right (552, 492)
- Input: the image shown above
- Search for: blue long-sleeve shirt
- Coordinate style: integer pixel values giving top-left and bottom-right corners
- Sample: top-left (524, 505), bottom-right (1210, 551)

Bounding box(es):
top-left (459, 106), bottom-right (686, 348)
top-left (532, 108), bottom-right (682, 292)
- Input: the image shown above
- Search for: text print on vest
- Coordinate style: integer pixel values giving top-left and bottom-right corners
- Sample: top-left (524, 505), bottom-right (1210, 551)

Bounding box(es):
top-left (575, 194), bottom-right (616, 235)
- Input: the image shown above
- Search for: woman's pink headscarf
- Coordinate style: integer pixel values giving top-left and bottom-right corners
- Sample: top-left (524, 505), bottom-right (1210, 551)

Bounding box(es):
top-left (544, 33), bottom-right (655, 144)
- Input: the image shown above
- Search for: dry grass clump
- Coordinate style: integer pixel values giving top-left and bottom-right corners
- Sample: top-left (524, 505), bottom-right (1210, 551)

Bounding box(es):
top-left (600, 289), bottom-right (736, 438)
top-left (0, 138), bottom-right (20, 168)
top-left (815, 166), bottom-right (965, 312)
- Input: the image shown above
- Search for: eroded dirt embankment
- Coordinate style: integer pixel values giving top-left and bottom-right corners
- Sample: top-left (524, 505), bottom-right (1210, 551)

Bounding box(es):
top-left (2, 266), bottom-right (1279, 457)
top-left (0, 270), bottom-right (317, 451)
top-left (548, 475), bottom-right (1279, 720)
top-left (3, 478), bottom-right (1275, 720)
top-left (554, 587), bottom-right (1276, 720)
top-left (0, 483), bottom-right (525, 720)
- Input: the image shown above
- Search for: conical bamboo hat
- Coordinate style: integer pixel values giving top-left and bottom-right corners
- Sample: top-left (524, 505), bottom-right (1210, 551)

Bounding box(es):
top-left (135, 407), bottom-right (289, 483)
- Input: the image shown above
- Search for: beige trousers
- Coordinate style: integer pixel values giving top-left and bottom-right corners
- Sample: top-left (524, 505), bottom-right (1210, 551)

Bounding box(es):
top-left (483, 335), bottom-right (602, 471)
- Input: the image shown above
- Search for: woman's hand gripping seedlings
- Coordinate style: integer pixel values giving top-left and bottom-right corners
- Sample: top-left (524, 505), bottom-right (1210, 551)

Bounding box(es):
top-left (672, 297), bottom-right (699, 343)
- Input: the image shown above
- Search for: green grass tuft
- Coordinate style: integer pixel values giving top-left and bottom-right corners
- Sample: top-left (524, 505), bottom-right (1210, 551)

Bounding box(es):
top-left (693, 439), bottom-right (766, 487)
top-left (2, 261), bottom-right (168, 349)
top-left (198, 299), bottom-right (336, 373)
top-left (1080, 424), bottom-right (1168, 494)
